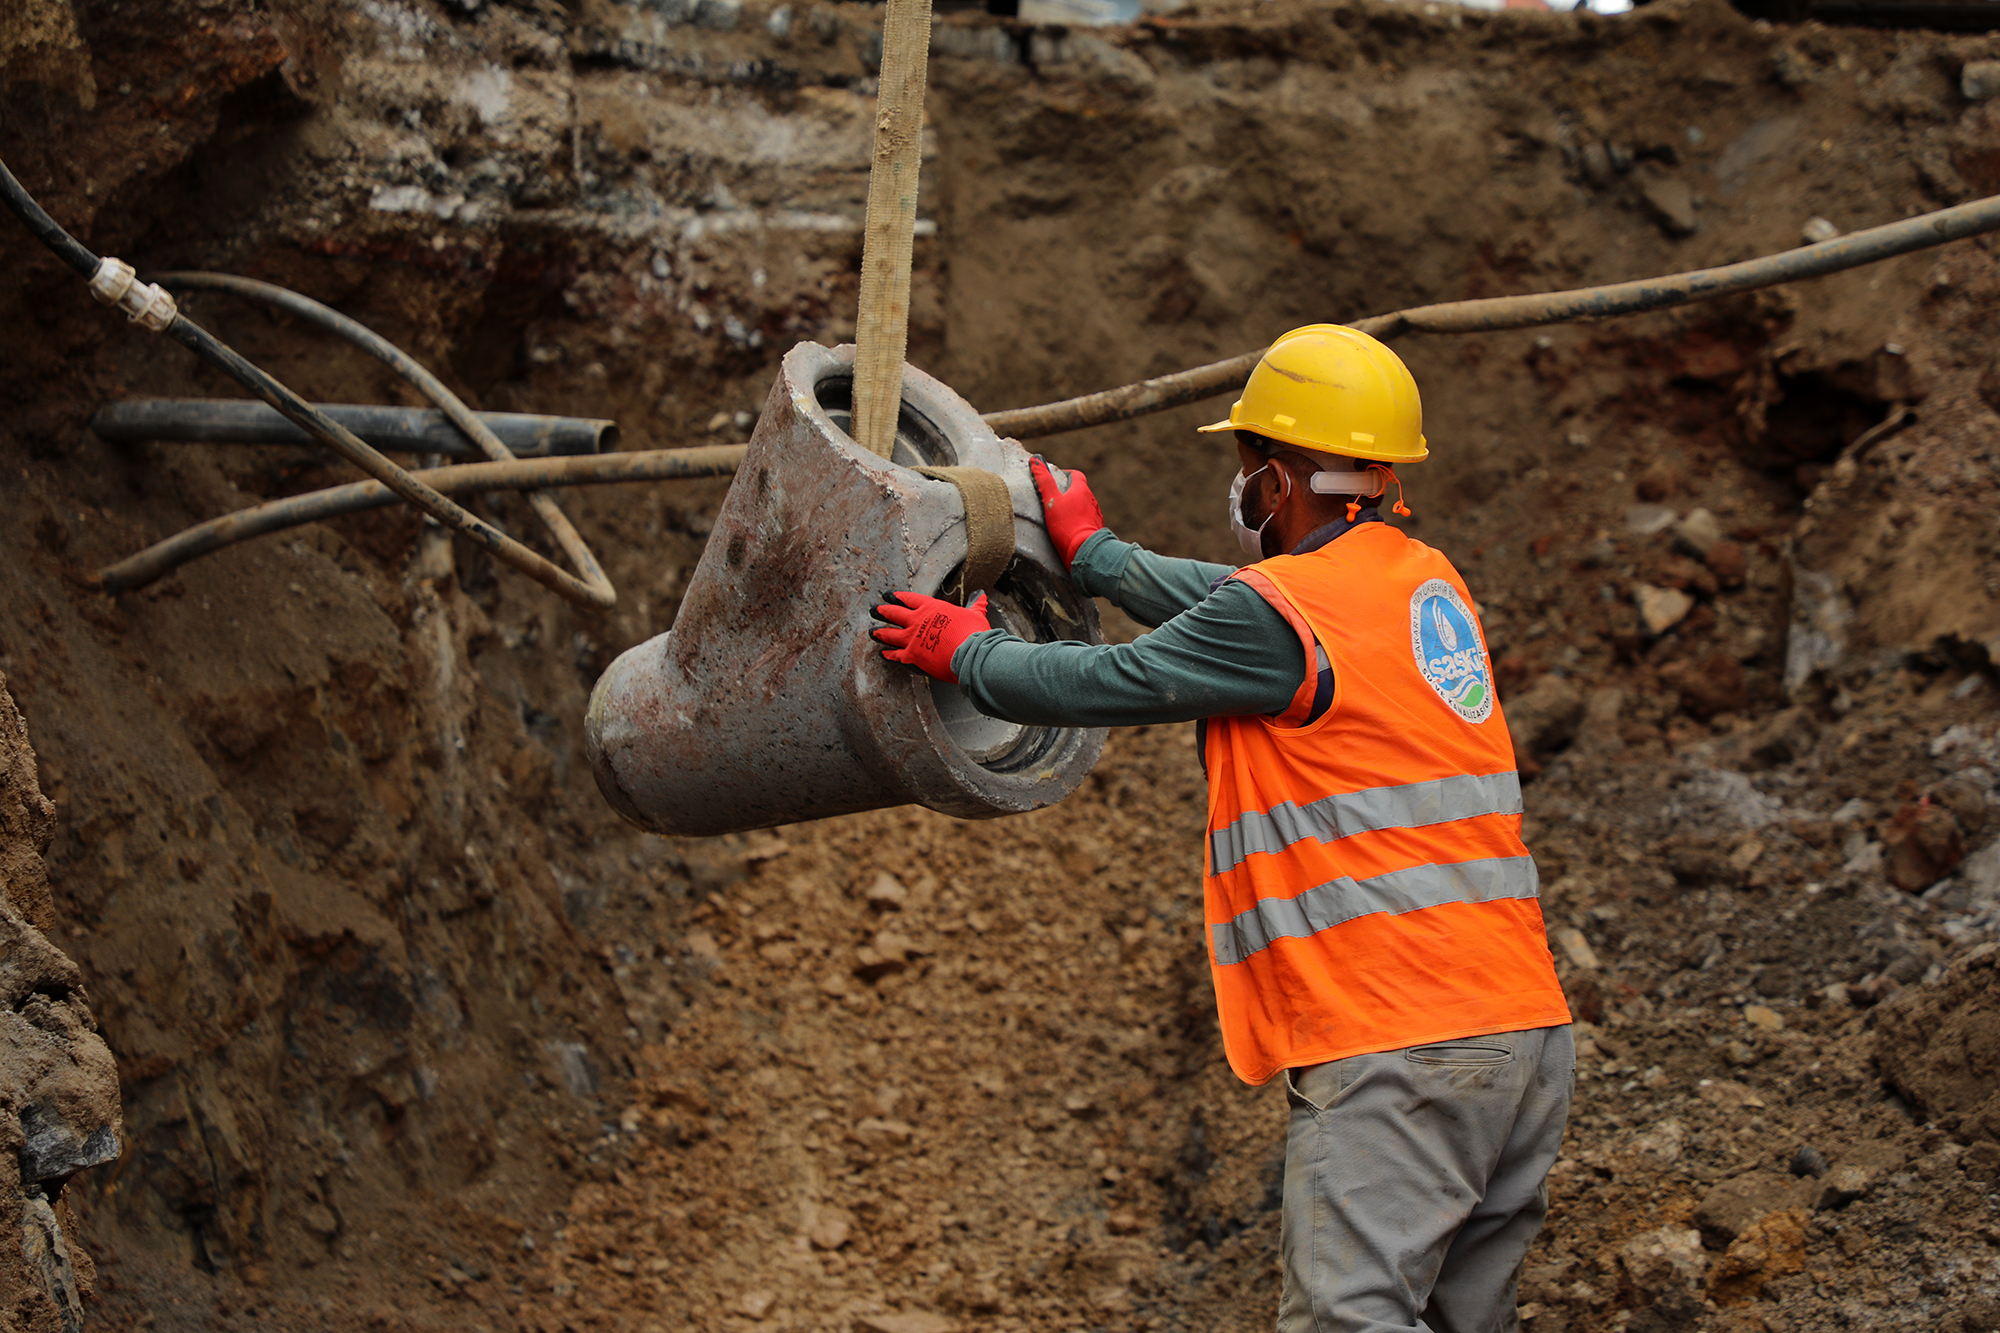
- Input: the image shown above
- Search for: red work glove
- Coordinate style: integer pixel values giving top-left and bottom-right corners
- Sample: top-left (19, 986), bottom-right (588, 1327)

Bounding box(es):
top-left (871, 591), bottom-right (993, 684)
top-left (1028, 456), bottom-right (1105, 571)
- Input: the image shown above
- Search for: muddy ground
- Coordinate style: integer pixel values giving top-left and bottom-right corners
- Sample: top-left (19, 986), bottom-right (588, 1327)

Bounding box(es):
top-left (2, 0), bottom-right (2000, 1330)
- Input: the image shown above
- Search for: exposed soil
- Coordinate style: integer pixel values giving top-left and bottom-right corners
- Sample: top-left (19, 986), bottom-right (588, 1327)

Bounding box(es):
top-left (3, 1), bottom-right (2000, 1332)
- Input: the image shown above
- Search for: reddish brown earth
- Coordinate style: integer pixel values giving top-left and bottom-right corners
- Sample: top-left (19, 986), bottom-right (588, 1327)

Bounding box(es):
top-left (2, 0), bottom-right (1999, 1331)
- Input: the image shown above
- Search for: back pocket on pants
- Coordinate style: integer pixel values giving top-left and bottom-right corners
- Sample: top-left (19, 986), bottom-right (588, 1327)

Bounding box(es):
top-left (1406, 1043), bottom-right (1511, 1066)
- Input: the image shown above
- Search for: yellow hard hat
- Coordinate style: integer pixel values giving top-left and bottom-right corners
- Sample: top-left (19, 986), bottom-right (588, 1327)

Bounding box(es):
top-left (1197, 324), bottom-right (1427, 463)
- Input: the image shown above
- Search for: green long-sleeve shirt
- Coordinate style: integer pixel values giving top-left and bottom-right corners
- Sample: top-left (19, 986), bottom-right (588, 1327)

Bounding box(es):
top-left (951, 528), bottom-right (1317, 728)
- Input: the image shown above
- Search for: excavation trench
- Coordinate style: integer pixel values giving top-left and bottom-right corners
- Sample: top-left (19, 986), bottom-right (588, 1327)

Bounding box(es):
top-left (2, 2), bottom-right (2000, 1332)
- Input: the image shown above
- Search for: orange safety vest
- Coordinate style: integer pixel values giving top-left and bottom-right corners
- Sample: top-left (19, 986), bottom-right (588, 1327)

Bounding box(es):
top-left (1204, 523), bottom-right (1570, 1086)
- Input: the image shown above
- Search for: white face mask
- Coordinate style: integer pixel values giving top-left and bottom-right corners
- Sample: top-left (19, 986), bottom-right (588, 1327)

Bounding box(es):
top-left (1228, 464), bottom-right (1276, 560)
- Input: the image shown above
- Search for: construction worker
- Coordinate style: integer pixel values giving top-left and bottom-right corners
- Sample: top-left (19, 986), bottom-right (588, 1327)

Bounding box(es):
top-left (872, 324), bottom-right (1574, 1333)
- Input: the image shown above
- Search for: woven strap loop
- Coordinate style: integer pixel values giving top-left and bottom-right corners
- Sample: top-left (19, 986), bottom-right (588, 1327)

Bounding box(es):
top-left (915, 465), bottom-right (1015, 600)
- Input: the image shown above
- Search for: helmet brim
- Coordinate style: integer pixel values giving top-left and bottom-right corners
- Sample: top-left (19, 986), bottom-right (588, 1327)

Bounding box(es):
top-left (1198, 415), bottom-right (1429, 463)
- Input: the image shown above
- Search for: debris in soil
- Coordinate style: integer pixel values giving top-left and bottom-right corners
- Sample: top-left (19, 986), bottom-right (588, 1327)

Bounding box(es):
top-left (1, 0), bottom-right (1999, 1331)
top-left (1, 674), bottom-right (121, 1333)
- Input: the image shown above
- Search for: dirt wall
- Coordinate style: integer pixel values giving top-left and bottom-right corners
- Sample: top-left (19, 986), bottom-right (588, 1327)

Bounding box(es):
top-left (1, 674), bottom-right (120, 1333)
top-left (1, 0), bottom-right (1998, 1330)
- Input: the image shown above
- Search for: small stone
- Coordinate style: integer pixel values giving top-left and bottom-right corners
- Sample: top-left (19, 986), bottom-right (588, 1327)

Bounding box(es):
top-left (1800, 216), bottom-right (1841, 244)
top-left (1816, 1162), bottom-right (1880, 1210)
top-left (1673, 507), bottom-right (1725, 557)
top-left (808, 1209), bottom-right (852, 1250)
top-left (732, 409), bottom-right (754, 428)
top-left (854, 931), bottom-right (917, 980)
top-left (1743, 1004), bottom-right (1784, 1032)
top-left (852, 1117), bottom-right (915, 1149)
top-left (1695, 1172), bottom-right (1812, 1247)
top-left (694, 0), bottom-right (742, 30)
top-left (1964, 60), bottom-right (2000, 102)
top-left (1695, 1079), bottom-right (1766, 1110)
top-left (1616, 1225), bottom-right (1707, 1302)
top-left (856, 1314), bottom-right (956, 1333)
top-left (301, 1203), bottom-right (340, 1238)
top-left (1553, 927), bottom-right (1600, 970)
top-left (1707, 1209), bottom-right (1808, 1307)
top-left (1637, 168), bottom-right (1698, 237)
top-left (1634, 459), bottom-right (1685, 502)
top-left (1580, 140), bottom-right (1617, 186)
top-left (1063, 1093), bottom-right (1097, 1119)
top-left (1624, 503), bottom-right (1679, 536)
top-left (738, 1290), bottom-right (777, 1320)
top-left (1635, 585), bottom-right (1695, 635)
top-left (707, 411), bottom-right (732, 432)
top-left (1729, 839), bottom-right (1767, 873)
top-left (1106, 1209), bottom-right (1141, 1234)
top-left (1790, 1144), bottom-right (1828, 1178)
top-left (865, 872), bottom-right (908, 909)
top-left (1627, 1118), bottom-right (1685, 1168)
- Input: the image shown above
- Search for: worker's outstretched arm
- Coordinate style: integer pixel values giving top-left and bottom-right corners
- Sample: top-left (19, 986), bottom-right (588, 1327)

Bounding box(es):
top-left (946, 581), bottom-right (1306, 728)
top-left (1032, 458), bottom-right (1234, 628)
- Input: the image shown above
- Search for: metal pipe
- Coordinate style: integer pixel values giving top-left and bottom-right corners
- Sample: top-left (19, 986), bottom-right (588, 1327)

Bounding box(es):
top-left (980, 192), bottom-right (2000, 440)
top-left (91, 399), bottom-right (618, 458)
top-left (94, 447), bottom-right (747, 594)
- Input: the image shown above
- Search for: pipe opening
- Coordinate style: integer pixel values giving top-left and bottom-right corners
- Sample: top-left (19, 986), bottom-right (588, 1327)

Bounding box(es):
top-left (929, 556), bottom-right (1092, 775)
top-left (813, 374), bottom-right (956, 468)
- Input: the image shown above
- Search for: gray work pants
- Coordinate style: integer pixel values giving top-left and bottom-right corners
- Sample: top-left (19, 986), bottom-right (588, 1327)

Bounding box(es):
top-left (1277, 1024), bottom-right (1575, 1333)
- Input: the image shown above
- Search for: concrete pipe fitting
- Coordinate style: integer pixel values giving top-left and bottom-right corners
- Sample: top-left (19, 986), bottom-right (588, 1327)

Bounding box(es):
top-left (585, 342), bottom-right (1108, 837)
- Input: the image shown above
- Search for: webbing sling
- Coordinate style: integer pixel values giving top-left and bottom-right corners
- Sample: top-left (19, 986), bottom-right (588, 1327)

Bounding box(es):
top-left (915, 465), bottom-right (1014, 600)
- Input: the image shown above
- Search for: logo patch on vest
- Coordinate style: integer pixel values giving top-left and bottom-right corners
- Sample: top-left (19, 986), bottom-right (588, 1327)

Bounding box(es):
top-left (1409, 579), bottom-right (1493, 724)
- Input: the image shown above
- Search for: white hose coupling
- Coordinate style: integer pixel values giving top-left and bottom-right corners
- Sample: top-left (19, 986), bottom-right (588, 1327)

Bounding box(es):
top-left (88, 257), bottom-right (179, 333)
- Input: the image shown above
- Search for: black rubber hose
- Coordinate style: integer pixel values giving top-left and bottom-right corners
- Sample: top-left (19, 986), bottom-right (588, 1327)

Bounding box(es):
top-left (92, 399), bottom-right (618, 458)
top-left (0, 150), bottom-right (618, 606)
top-left (154, 272), bottom-right (615, 606)
top-left (97, 447), bottom-right (747, 593)
top-left (0, 156), bottom-right (98, 277)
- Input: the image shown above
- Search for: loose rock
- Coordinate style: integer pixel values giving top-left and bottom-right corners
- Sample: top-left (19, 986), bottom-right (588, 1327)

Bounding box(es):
top-left (1636, 585), bottom-right (1696, 635)
top-left (1617, 1225), bottom-right (1708, 1302)
top-left (1965, 60), bottom-right (2000, 102)
top-left (1707, 1208), bottom-right (1808, 1307)
top-left (1695, 1172), bottom-right (1812, 1247)
top-left (1673, 507), bottom-right (1724, 558)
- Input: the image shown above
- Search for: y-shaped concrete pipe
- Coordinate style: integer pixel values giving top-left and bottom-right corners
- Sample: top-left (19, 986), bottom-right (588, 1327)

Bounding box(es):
top-left (586, 341), bottom-right (1108, 837)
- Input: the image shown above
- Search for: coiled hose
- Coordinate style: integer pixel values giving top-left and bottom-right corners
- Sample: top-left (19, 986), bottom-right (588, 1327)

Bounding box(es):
top-left (0, 154), bottom-right (617, 608)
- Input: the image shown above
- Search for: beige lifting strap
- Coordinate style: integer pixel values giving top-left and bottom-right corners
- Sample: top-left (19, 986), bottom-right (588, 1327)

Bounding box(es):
top-left (915, 466), bottom-right (1014, 600)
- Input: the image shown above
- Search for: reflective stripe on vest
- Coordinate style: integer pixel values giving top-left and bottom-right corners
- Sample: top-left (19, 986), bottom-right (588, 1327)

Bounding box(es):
top-left (1209, 853), bottom-right (1540, 967)
top-left (1209, 770), bottom-right (1523, 876)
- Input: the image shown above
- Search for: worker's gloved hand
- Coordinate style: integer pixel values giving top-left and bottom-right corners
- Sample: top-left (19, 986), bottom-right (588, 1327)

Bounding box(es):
top-left (872, 591), bottom-right (993, 684)
top-left (1029, 456), bottom-right (1105, 571)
